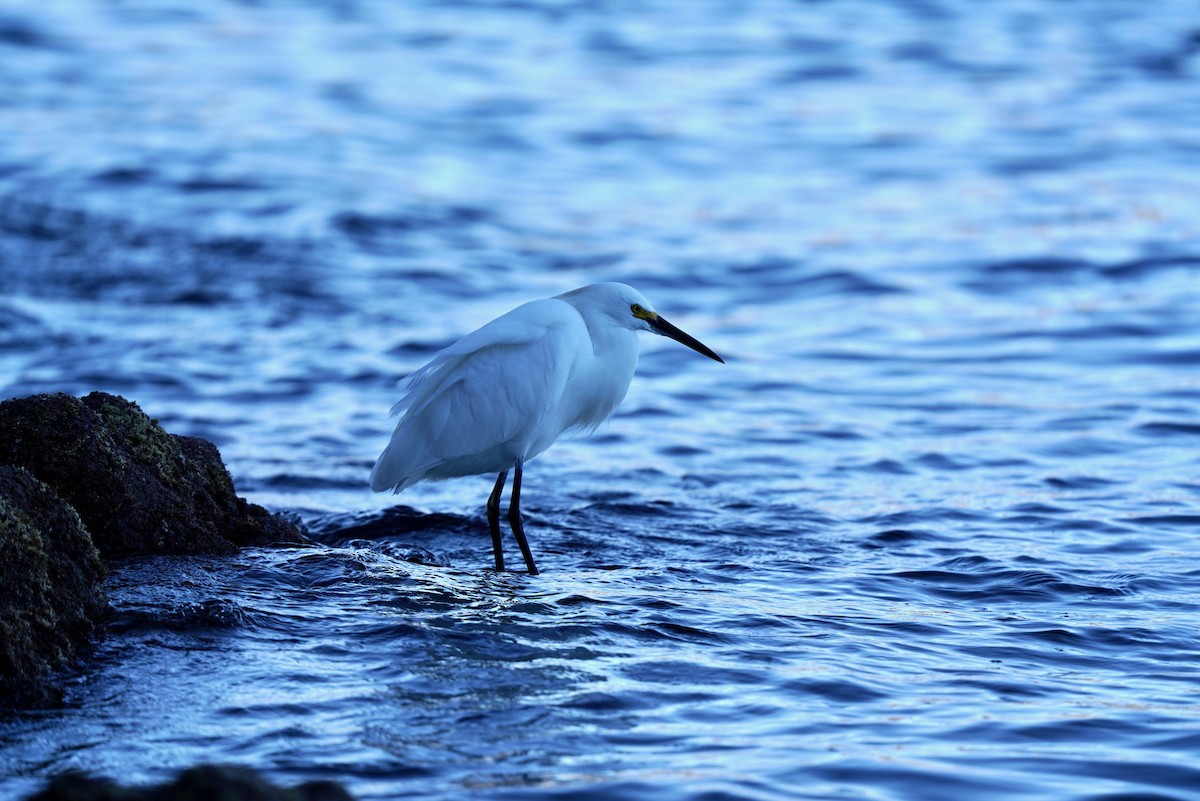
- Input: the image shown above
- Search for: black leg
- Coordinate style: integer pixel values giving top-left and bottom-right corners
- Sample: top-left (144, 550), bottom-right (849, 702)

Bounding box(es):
top-left (487, 470), bottom-right (507, 572)
top-left (508, 458), bottom-right (539, 575)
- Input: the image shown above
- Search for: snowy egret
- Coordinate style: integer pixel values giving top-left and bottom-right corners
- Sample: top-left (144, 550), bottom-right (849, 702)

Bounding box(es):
top-left (370, 282), bottom-right (724, 574)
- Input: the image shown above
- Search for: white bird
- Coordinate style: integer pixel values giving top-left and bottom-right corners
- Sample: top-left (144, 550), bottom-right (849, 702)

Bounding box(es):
top-left (370, 282), bottom-right (724, 574)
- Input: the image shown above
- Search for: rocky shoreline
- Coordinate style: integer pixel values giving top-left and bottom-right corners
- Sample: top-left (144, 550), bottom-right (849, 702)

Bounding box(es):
top-left (0, 391), bottom-right (308, 709)
top-left (0, 392), bottom-right (357, 799)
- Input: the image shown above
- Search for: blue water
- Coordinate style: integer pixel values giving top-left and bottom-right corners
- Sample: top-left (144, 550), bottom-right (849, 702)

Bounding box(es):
top-left (3, 1), bottom-right (1200, 799)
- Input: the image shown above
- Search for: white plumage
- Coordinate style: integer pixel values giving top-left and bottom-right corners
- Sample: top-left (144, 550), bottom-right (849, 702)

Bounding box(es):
top-left (371, 282), bottom-right (723, 573)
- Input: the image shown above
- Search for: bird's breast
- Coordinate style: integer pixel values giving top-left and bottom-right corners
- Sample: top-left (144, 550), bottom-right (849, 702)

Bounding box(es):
top-left (557, 327), bottom-right (639, 433)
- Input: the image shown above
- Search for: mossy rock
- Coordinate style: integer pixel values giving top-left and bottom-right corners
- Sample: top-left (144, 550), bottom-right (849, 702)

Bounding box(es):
top-left (0, 392), bottom-right (305, 557)
top-left (0, 464), bottom-right (106, 708)
top-left (26, 764), bottom-right (355, 801)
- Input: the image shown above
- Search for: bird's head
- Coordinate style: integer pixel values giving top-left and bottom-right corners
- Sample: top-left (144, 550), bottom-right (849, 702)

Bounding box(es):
top-left (562, 282), bottom-right (725, 363)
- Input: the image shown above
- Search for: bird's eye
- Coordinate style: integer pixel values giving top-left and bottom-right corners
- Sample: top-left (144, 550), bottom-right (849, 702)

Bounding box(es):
top-left (630, 304), bottom-right (645, 316)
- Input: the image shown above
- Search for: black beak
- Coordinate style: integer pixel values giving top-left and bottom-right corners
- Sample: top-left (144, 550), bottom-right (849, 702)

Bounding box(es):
top-left (649, 315), bottom-right (725, 363)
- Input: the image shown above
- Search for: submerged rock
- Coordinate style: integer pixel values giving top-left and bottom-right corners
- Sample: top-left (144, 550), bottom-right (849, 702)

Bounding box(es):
top-left (0, 391), bottom-right (305, 557)
top-left (0, 464), bottom-right (106, 708)
top-left (27, 764), bottom-right (355, 801)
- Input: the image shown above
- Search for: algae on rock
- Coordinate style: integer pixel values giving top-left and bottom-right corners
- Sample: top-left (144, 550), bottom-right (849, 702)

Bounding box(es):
top-left (0, 391), bottom-right (304, 557)
top-left (0, 391), bottom-right (307, 709)
top-left (0, 464), bottom-right (106, 708)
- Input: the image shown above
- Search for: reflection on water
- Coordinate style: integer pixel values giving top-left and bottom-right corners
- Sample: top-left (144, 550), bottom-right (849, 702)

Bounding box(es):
top-left (2, 1), bottom-right (1200, 800)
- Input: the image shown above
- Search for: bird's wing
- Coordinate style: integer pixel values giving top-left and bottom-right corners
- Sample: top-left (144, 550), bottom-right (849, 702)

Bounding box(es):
top-left (391, 299), bottom-right (573, 420)
top-left (371, 299), bottom-right (587, 491)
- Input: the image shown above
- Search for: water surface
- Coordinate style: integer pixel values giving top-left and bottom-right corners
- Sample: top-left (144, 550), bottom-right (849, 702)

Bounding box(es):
top-left (2, 1), bottom-right (1200, 799)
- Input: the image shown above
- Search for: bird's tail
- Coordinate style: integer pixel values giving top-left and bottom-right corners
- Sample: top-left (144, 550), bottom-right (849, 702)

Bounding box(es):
top-left (369, 439), bottom-right (414, 493)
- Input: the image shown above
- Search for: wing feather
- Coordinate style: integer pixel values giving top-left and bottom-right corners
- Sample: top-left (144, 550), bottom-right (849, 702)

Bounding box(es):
top-left (370, 299), bottom-right (588, 492)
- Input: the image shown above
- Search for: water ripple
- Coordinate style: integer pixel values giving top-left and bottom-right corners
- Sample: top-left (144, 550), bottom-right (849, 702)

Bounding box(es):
top-left (3, 1), bottom-right (1200, 800)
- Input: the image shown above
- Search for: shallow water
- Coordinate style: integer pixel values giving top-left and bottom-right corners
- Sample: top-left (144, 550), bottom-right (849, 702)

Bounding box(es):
top-left (3, 1), bottom-right (1200, 799)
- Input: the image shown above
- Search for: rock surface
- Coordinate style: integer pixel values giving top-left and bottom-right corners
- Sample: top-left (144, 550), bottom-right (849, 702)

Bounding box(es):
top-left (0, 391), bottom-right (308, 709)
top-left (0, 464), bottom-right (106, 708)
top-left (26, 764), bottom-right (355, 801)
top-left (0, 391), bottom-right (304, 557)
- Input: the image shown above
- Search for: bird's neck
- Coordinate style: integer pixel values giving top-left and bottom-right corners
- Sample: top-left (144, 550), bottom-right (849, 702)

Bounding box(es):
top-left (569, 310), bottom-right (640, 425)
top-left (576, 310), bottom-right (637, 362)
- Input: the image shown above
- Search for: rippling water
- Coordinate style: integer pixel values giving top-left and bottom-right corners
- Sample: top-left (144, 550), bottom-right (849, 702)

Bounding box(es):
top-left (3, 1), bottom-right (1200, 799)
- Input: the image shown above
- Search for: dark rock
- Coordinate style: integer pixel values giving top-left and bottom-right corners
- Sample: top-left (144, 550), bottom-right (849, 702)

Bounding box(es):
top-left (27, 764), bottom-right (356, 801)
top-left (0, 392), bottom-right (305, 557)
top-left (0, 464), bottom-right (106, 708)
